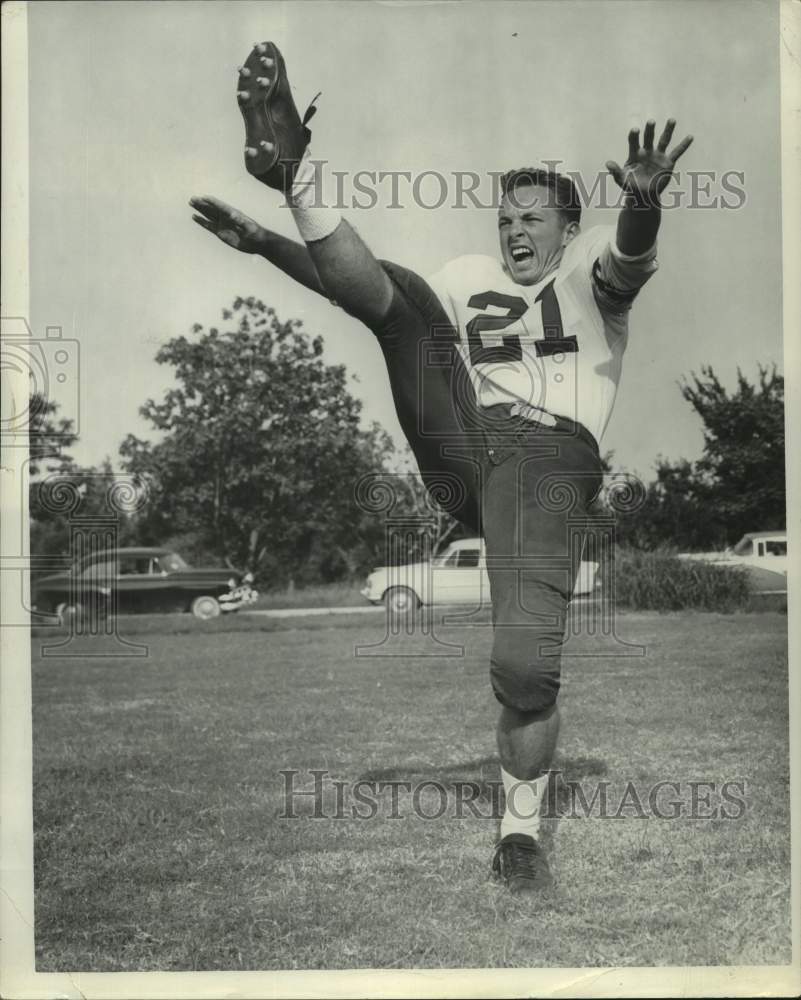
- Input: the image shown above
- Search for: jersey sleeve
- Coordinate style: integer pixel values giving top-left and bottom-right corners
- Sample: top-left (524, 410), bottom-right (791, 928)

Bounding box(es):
top-left (426, 255), bottom-right (499, 328)
top-left (582, 225), bottom-right (658, 315)
top-left (426, 259), bottom-right (459, 326)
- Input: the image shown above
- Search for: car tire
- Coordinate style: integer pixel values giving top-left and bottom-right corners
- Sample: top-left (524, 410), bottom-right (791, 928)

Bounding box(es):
top-left (191, 595), bottom-right (222, 620)
top-left (384, 586), bottom-right (420, 616)
top-left (54, 602), bottom-right (80, 626)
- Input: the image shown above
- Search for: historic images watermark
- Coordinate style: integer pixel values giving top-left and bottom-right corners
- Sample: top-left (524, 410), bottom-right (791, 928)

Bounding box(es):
top-left (0, 317), bottom-right (80, 442)
top-left (277, 769), bottom-right (749, 822)
top-left (351, 467), bottom-right (649, 659)
top-left (286, 163), bottom-right (747, 213)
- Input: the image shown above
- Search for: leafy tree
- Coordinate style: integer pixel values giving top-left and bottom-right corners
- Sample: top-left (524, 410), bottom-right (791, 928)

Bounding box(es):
top-left (27, 396), bottom-right (135, 562)
top-left (28, 392), bottom-right (77, 478)
top-left (362, 461), bottom-right (466, 568)
top-left (614, 365), bottom-right (785, 550)
top-left (613, 458), bottom-right (723, 551)
top-left (682, 365), bottom-right (785, 539)
top-left (120, 298), bottom-right (403, 584)
top-left (28, 394), bottom-right (78, 560)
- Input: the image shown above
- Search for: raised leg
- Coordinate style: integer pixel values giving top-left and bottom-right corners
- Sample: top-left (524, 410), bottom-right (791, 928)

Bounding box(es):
top-left (299, 218), bottom-right (394, 329)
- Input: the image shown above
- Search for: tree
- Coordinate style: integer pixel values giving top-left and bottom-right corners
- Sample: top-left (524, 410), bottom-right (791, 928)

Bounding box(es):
top-left (120, 298), bottom-right (400, 584)
top-left (614, 365), bottom-right (785, 550)
top-left (28, 394), bottom-right (78, 559)
top-left (682, 365), bottom-right (785, 539)
top-left (613, 458), bottom-right (723, 551)
top-left (28, 392), bottom-right (77, 478)
top-left (27, 396), bottom-right (134, 561)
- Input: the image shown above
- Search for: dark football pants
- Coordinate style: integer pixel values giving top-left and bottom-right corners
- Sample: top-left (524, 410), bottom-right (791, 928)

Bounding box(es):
top-left (369, 262), bottom-right (603, 713)
top-left (373, 260), bottom-right (482, 533)
top-left (478, 415), bottom-right (602, 711)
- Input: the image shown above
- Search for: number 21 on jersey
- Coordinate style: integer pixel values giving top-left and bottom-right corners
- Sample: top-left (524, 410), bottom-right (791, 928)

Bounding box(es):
top-left (465, 279), bottom-right (577, 368)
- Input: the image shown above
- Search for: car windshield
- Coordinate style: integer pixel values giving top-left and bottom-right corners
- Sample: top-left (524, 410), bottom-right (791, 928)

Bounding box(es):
top-left (159, 552), bottom-right (190, 572)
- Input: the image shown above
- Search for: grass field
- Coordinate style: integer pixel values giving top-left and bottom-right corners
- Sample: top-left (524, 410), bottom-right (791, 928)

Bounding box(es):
top-left (252, 580), bottom-right (367, 609)
top-left (32, 609), bottom-right (791, 971)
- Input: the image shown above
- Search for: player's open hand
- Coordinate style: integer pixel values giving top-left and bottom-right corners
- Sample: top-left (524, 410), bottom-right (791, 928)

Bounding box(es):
top-left (189, 195), bottom-right (267, 254)
top-left (606, 119), bottom-right (693, 203)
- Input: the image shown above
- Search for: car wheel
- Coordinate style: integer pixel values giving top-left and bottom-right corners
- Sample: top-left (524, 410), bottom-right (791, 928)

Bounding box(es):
top-left (54, 602), bottom-right (80, 625)
top-left (191, 595), bottom-right (222, 620)
top-left (384, 586), bottom-right (420, 616)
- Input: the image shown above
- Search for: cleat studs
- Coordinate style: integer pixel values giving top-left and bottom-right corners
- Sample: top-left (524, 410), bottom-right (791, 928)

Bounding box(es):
top-left (259, 140), bottom-right (275, 152)
top-left (245, 147), bottom-right (258, 158)
top-left (261, 56), bottom-right (275, 67)
top-left (237, 90), bottom-right (250, 101)
top-left (257, 76), bottom-right (270, 86)
top-left (238, 66), bottom-right (251, 77)
top-left (256, 43), bottom-right (267, 54)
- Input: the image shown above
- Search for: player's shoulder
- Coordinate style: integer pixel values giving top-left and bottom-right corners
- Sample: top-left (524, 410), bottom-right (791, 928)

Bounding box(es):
top-left (437, 254), bottom-right (505, 286)
top-left (563, 225), bottom-right (616, 265)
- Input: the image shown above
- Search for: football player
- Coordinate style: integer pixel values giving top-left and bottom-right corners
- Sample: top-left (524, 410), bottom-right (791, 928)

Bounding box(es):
top-left (190, 41), bottom-right (692, 892)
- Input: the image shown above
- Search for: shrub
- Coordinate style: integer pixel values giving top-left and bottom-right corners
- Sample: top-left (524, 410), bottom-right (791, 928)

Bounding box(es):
top-left (607, 547), bottom-right (750, 612)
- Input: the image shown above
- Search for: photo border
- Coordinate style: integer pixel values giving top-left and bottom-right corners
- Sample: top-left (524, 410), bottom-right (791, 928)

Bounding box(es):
top-left (1, 1), bottom-right (799, 996)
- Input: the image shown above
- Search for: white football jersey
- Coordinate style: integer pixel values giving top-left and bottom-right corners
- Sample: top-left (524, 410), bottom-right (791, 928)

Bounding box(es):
top-left (428, 226), bottom-right (657, 444)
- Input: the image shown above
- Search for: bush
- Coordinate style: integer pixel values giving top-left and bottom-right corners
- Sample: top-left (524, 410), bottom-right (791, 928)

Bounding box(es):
top-left (608, 547), bottom-right (751, 612)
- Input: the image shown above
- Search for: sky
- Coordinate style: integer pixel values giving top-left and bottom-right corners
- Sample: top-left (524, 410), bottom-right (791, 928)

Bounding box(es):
top-left (28, 0), bottom-right (783, 479)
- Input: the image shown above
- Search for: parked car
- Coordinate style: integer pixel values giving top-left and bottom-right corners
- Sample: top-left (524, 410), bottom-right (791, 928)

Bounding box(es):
top-left (32, 547), bottom-right (258, 621)
top-left (679, 531), bottom-right (787, 575)
top-left (677, 530), bottom-right (787, 594)
top-left (723, 531), bottom-right (787, 573)
top-left (361, 537), bottom-right (599, 614)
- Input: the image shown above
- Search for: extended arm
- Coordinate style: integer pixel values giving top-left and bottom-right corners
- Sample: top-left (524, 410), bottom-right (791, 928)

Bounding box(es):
top-left (189, 195), bottom-right (394, 326)
top-left (606, 119), bottom-right (693, 256)
top-left (190, 195), bottom-right (327, 297)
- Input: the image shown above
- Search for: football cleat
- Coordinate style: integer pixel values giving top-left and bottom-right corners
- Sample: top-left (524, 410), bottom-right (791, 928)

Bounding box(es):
top-left (237, 41), bottom-right (320, 192)
top-left (492, 833), bottom-right (553, 893)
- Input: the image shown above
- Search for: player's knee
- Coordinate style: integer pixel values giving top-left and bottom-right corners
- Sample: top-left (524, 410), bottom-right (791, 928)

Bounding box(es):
top-left (490, 636), bottom-right (561, 713)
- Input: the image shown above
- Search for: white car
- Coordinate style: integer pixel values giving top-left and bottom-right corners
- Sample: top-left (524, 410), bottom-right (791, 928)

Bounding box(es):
top-left (361, 537), bottom-right (600, 614)
top-left (679, 531), bottom-right (787, 575)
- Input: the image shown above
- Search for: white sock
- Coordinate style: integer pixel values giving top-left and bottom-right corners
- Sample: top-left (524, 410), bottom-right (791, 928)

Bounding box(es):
top-left (500, 767), bottom-right (549, 841)
top-left (288, 149), bottom-right (341, 243)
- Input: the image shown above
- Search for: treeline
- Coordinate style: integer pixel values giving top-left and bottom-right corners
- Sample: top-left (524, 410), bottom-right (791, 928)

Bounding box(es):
top-left (29, 300), bottom-right (785, 585)
top-left (610, 365), bottom-right (785, 551)
top-left (29, 299), bottom-right (450, 587)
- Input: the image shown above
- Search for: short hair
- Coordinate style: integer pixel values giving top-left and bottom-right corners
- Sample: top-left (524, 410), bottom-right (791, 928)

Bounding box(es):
top-left (500, 167), bottom-right (581, 226)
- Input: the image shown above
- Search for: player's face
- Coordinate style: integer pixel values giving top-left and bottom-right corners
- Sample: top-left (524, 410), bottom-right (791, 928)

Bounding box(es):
top-left (498, 184), bottom-right (576, 285)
